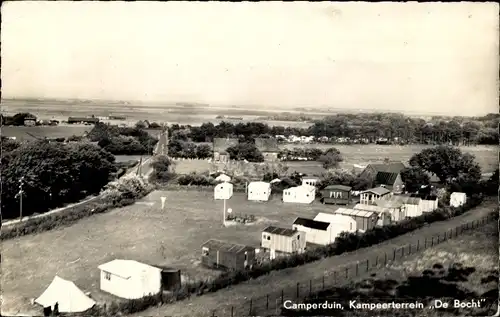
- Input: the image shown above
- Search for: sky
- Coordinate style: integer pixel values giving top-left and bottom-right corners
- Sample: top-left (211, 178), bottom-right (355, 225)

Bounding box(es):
top-left (1, 1), bottom-right (499, 115)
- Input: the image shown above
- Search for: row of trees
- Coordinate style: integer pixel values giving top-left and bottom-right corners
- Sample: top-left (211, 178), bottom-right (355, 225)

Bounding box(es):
top-left (88, 123), bottom-right (158, 155)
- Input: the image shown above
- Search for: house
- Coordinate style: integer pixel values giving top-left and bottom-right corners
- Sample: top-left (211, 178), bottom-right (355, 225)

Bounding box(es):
top-left (353, 204), bottom-right (393, 226)
top-left (292, 217), bottom-right (336, 246)
top-left (97, 259), bottom-right (163, 299)
top-left (215, 173), bottom-right (231, 183)
top-left (247, 181), bottom-right (271, 201)
top-left (24, 114), bottom-right (37, 126)
top-left (261, 226), bottom-right (306, 259)
top-left (255, 137), bottom-right (280, 162)
top-left (320, 185), bottom-right (352, 205)
top-left (283, 185), bottom-right (316, 204)
top-left (374, 199), bottom-right (407, 222)
top-left (383, 196), bottom-right (424, 218)
top-left (410, 194), bottom-right (438, 212)
top-left (375, 171), bottom-right (404, 194)
top-left (333, 208), bottom-right (378, 232)
top-left (213, 138), bottom-right (239, 163)
top-left (313, 212), bottom-right (358, 234)
top-left (214, 182), bottom-right (233, 200)
top-left (302, 177), bottom-right (320, 187)
top-left (201, 239), bottom-right (255, 271)
top-left (67, 117), bottom-right (100, 124)
top-left (35, 276), bottom-right (96, 313)
top-left (359, 162), bottom-right (406, 188)
top-left (450, 192), bottom-right (467, 207)
top-left (360, 187), bottom-right (392, 205)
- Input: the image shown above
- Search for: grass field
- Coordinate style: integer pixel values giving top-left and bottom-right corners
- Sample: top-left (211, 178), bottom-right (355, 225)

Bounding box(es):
top-left (1, 190), bottom-right (343, 316)
top-left (1, 125), bottom-right (92, 142)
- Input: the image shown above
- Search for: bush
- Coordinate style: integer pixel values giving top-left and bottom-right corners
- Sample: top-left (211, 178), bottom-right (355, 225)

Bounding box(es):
top-left (176, 173), bottom-right (217, 186)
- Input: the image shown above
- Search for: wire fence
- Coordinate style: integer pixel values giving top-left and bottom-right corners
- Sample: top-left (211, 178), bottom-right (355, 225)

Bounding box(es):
top-left (205, 213), bottom-right (496, 317)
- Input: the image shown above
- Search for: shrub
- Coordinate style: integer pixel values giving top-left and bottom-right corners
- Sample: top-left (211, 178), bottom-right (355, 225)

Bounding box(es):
top-left (176, 173), bottom-right (217, 186)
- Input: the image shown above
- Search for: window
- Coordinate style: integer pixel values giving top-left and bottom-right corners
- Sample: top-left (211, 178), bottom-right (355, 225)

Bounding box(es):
top-left (297, 235), bottom-right (300, 240)
top-left (306, 194), bottom-right (309, 197)
top-left (267, 235), bottom-right (271, 240)
top-left (104, 272), bottom-right (111, 281)
top-left (202, 247), bottom-right (209, 256)
top-left (350, 223), bottom-right (353, 230)
top-left (244, 252), bottom-right (248, 261)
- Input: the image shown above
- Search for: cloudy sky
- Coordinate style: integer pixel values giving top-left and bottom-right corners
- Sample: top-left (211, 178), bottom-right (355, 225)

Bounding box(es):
top-left (2, 1), bottom-right (498, 115)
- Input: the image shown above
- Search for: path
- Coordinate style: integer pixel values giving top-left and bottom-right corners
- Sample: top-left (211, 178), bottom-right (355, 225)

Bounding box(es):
top-left (131, 199), bottom-right (497, 317)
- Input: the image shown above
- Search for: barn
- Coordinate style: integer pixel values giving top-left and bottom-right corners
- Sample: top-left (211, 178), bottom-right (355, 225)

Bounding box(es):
top-left (385, 196), bottom-right (424, 218)
top-left (261, 226), bottom-right (306, 259)
top-left (283, 185), bottom-right (316, 204)
top-left (97, 259), bottom-right (163, 299)
top-left (201, 239), bottom-right (255, 271)
top-left (213, 138), bottom-right (239, 163)
top-left (374, 199), bottom-right (407, 222)
top-left (333, 208), bottom-right (378, 232)
top-left (353, 204), bottom-right (393, 226)
top-left (320, 185), bottom-right (352, 205)
top-left (255, 137), bottom-right (280, 162)
top-left (410, 194), bottom-right (438, 212)
top-left (248, 181), bottom-right (272, 201)
top-left (450, 192), bottom-right (467, 207)
top-left (359, 162), bottom-right (406, 188)
top-left (313, 212), bottom-right (358, 234)
top-left (360, 187), bottom-right (392, 205)
top-left (302, 177), bottom-right (320, 187)
top-left (292, 217), bottom-right (336, 246)
top-left (214, 182), bottom-right (233, 200)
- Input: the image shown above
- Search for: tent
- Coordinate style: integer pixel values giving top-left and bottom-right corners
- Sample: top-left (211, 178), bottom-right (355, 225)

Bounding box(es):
top-left (215, 174), bottom-right (231, 182)
top-left (35, 276), bottom-right (96, 313)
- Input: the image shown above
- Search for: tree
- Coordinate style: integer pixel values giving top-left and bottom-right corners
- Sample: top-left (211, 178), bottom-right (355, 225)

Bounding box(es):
top-left (149, 156), bottom-right (175, 182)
top-left (319, 169), bottom-right (371, 190)
top-left (317, 148), bottom-right (343, 169)
top-left (195, 144), bottom-right (212, 159)
top-left (135, 120), bottom-right (147, 129)
top-left (400, 167), bottom-right (431, 193)
top-left (226, 143), bottom-right (264, 162)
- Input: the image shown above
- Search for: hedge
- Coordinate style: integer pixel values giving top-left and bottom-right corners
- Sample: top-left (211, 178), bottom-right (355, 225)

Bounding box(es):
top-left (87, 193), bottom-right (487, 316)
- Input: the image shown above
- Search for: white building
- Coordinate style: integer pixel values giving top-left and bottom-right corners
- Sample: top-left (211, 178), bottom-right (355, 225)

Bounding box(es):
top-left (292, 217), bottom-right (337, 246)
top-left (359, 187), bottom-right (392, 205)
top-left (301, 177), bottom-right (320, 187)
top-left (35, 276), bottom-right (96, 313)
top-left (385, 196), bottom-right (424, 218)
top-left (313, 212), bottom-right (357, 234)
top-left (98, 259), bottom-right (163, 299)
top-left (261, 226), bottom-right (306, 259)
top-left (450, 192), bottom-right (467, 207)
top-left (414, 195), bottom-right (439, 212)
top-left (247, 181), bottom-right (271, 201)
top-left (283, 185), bottom-right (316, 204)
top-left (214, 182), bottom-right (233, 200)
top-left (353, 204), bottom-right (393, 226)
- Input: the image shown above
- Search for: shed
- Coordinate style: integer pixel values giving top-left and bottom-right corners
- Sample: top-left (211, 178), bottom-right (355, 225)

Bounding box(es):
top-left (292, 217), bottom-right (336, 246)
top-left (213, 138), bottom-right (239, 163)
top-left (214, 182), bottom-right (233, 200)
top-left (35, 276), bottom-right (96, 313)
top-left (410, 194), bottom-right (438, 212)
top-left (255, 137), bottom-right (280, 162)
top-left (302, 177), bottom-right (320, 187)
top-left (215, 173), bottom-right (231, 183)
top-left (333, 208), bottom-right (378, 232)
top-left (201, 239), bottom-right (256, 271)
top-left (353, 204), bottom-right (393, 226)
top-left (261, 226), bottom-right (306, 258)
top-left (320, 185), bottom-right (352, 205)
top-left (97, 259), bottom-right (163, 299)
top-left (374, 199), bottom-right (407, 222)
top-left (313, 212), bottom-right (357, 234)
top-left (385, 196), bottom-right (424, 218)
top-left (450, 192), bottom-right (467, 207)
top-left (360, 187), bottom-right (392, 205)
top-left (247, 181), bottom-right (271, 201)
top-left (283, 185), bottom-right (316, 204)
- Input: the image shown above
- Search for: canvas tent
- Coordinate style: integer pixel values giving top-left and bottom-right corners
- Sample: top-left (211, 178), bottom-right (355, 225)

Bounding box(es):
top-left (35, 276), bottom-right (96, 313)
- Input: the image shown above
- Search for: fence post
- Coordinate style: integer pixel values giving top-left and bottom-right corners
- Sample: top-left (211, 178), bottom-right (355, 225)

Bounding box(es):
top-left (356, 262), bottom-right (359, 276)
top-left (266, 294), bottom-right (269, 310)
top-left (375, 255), bottom-right (378, 267)
top-left (281, 289), bottom-right (284, 304)
top-left (417, 239), bottom-right (420, 251)
top-left (431, 237), bottom-right (434, 246)
top-left (249, 299), bottom-right (253, 315)
top-left (393, 249), bottom-right (396, 260)
top-left (437, 234), bottom-right (440, 244)
top-left (409, 244), bottom-right (411, 254)
top-left (384, 253), bottom-right (387, 265)
top-left (345, 267), bottom-right (349, 279)
top-left (309, 280), bottom-right (312, 296)
top-left (212, 310), bottom-right (216, 317)
top-left (424, 237), bottom-right (427, 248)
top-left (334, 271), bottom-right (337, 284)
top-left (322, 275), bottom-right (325, 289)
top-left (401, 247), bottom-right (404, 257)
top-left (231, 306), bottom-right (234, 317)
top-left (296, 282), bottom-right (300, 299)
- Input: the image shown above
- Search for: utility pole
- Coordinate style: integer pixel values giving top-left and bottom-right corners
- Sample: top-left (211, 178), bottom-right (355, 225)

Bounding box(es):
top-left (17, 177), bottom-right (25, 222)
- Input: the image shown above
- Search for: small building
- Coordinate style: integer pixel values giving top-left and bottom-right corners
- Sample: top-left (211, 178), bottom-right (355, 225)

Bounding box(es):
top-left (201, 239), bottom-right (255, 271)
top-left (313, 212), bottom-right (358, 234)
top-left (68, 117), bottom-right (100, 124)
top-left (35, 276), bottom-right (96, 313)
top-left (450, 192), bottom-right (467, 207)
top-left (261, 226), bottom-right (306, 259)
top-left (333, 208), bottom-right (378, 232)
top-left (359, 162), bottom-right (406, 188)
top-left (410, 194), bottom-right (438, 213)
top-left (292, 217), bottom-right (336, 246)
top-left (360, 187), bottom-right (392, 205)
top-left (353, 204), bottom-right (393, 226)
top-left (255, 137), bottom-right (280, 162)
top-left (320, 185), bottom-right (352, 205)
top-left (384, 196), bottom-right (424, 218)
top-left (213, 138), bottom-right (239, 163)
top-left (283, 185), bottom-right (316, 204)
top-left (214, 182), bottom-right (233, 200)
top-left (375, 171), bottom-right (404, 194)
top-left (302, 177), bottom-right (320, 187)
top-left (247, 181), bottom-right (271, 201)
top-left (24, 114), bottom-right (37, 126)
top-left (97, 259), bottom-right (163, 299)
top-left (374, 199), bottom-right (407, 222)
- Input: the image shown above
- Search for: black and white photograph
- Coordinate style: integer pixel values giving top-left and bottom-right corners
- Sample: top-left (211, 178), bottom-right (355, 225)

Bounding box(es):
top-left (1, 2), bottom-right (499, 316)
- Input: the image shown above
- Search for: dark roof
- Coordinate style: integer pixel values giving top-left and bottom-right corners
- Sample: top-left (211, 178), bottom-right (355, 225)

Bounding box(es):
top-left (202, 239), bottom-right (254, 253)
top-left (68, 117), bottom-right (99, 123)
top-left (255, 137), bottom-right (280, 152)
top-left (323, 185), bottom-right (352, 192)
top-left (367, 162), bottom-right (406, 174)
top-left (293, 217), bottom-right (330, 231)
top-left (213, 138), bottom-right (239, 152)
top-left (263, 226), bottom-right (298, 237)
top-left (410, 193), bottom-right (438, 200)
top-left (362, 187), bottom-right (391, 196)
top-left (375, 171), bottom-right (400, 186)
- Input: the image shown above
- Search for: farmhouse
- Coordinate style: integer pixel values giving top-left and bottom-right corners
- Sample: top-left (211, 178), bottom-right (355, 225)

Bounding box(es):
top-left (302, 177), bottom-right (320, 187)
top-left (374, 171), bottom-right (404, 194)
top-left (214, 182), bottom-right (233, 200)
top-left (450, 192), bottom-right (467, 207)
top-left (353, 204), bottom-right (393, 226)
top-left (384, 196), bottom-right (424, 218)
top-left (333, 208), bottom-right (378, 232)
top-left (313, 212), bottom-right (358, 234)
top-left (201, 239), bottom-right (255, 270)
top-left (97, 259), bottom-right (163, 299)
top-left (67, 117), bottom-right (100, 124)
top-left (360, 187), bottom-right (392, 205)
top-left (283, 185), bottom-right (316, 204)
top-left (213, 138), bottom-right (239, 163)
top-left (255, 137), bottom-right (280, 162)
top-left (292, 217), bottom-right (336, 246)
top-left (261, 226), bottom-right (306, 259)
top-left (320, 185), bottom-right (352, 205)
top-left (410, 194), bottom-right (439, 212)
top-left (359, 162), bottom-right (406, 188)
top-left (248, 181), bottom-right (271, 201)
top-left (374, 199), bottom-right (407, 222)
top-left (35, 276), bottom-right (96, 313)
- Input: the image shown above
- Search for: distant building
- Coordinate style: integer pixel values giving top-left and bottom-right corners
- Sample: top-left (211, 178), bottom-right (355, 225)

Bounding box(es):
top-left (301, 177), bottom-right (320, 187)
top-left (292, 217), bottom-right (336, 246)
top-left (359, 187), bottom-right (392, 205)
top-left (374, 199), bottom-right (407, 222)
top-left (213, 138), bottom-right (239, 163)
top-left (359, 162), bottom-right (406, 188)
top-left (261, 226), bottom-right (306, 259)
top-left (333, 208), bottom-right (378, 232)
top-left (255, 137), bottom-right (280, 162)
top-left (201, 239), bottom-right (255, 271)
top-left (410, 194), bottom-right (439, 212)
top-left (320, 185), bottom-right (352, 205)
top-left (67, 117), bottom-right (100, 124)
top-left (353, 204), bottom-right (393, 226)
top-left (382, 195), bottom-right (424, 218)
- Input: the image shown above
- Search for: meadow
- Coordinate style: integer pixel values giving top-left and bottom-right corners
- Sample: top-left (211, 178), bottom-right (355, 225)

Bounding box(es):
top-left (1, 125), bottom-right (92, 142)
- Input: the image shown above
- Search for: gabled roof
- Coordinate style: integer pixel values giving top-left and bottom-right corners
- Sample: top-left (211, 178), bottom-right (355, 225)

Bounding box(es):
top-left (285, 185), bottom-right (315, 193)
top-left (389, 196), bottom-right (422, 205)
top-left (366, 162), bottom-right (406, 174)
top-left (361, 187), bottom-right (391, 196)
top-left (375, 171), bottom-right (400, 186)
top-left (202, 239), bottom-right (255, 253)
top-left (213, 138), bottom-right (239, 152)
top-left (323, 185), bottom-right (352, 192)
top-left (334, 208), bottom-right (376, 218)
top-left (254, 137), bottom-right (280, 152)
top-left (374, 199), bottom-right (404, 208)
top-left (263, 226), bottom-right (299, 237)
top-left (293, 217), bottom-right (330, 231)
top-left (314, 212), bottom-right (356, 224)
top-left (35, 276), bottom-right (96, 313)
top-left (98, 259), bottom-right (161, 280)
top-left (353, 204), bottom-right (390, 214)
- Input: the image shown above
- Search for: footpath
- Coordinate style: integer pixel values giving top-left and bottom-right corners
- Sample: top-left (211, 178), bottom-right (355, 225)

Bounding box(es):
top-left (131, 199), bottom-right (497, 317)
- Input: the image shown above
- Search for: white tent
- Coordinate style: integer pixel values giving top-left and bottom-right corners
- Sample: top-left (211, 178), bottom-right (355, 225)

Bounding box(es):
top-left (35, 276), bottom-right (96, 313)
top-left (215, 174), bottom-right (231, 182)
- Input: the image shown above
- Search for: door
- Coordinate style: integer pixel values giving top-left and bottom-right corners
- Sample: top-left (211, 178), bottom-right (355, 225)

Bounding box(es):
top-left (292, 239), bottom-right (298, 252)
top-left (270, 249), bottom-right (276, 260)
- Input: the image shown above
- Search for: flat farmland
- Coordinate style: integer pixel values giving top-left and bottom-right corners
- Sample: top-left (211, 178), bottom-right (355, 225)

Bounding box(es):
top-left (1, 190), bottom-right (340, 316)
top-left (1, 125), bottom-right (92, 142)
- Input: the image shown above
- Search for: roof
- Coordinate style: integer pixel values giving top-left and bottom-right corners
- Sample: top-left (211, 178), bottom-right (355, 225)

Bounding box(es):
top-left (68, 117), bottom-right (99, 122)
top-left (254, 137), bottom-right (280, 152)
top-left (215, 174), bottom-right (231, 182)
top-left (323, 185), bottom-right (352, 192)
top-left (388, 196), bottom-right (422, 205)
top-left (366, 162), bottom-right (406, 174)
top-left (375, 171), bottom-right (400, 186)
top-left (35, 276), bottom-right (96, 313)
top-left (248, 181), bottom-right (271, 188)
top-left (334, 207), bottom-right (376, 218)
top-left (98, 259), bottom-right (161, 280)
top-left (215, 182), bottom-right (233, 189)
top-left (361, 187), bottom-right (391, 196)
top-left (450, 192), bottom-right (467, 197)
top-left (263, 226), bottom-right (299, 237)
top-left (353, 204), bottom-right (390, 214)
top-left (285, 185), bottom-right (316, 193)
top-left (314, 212), bottom-right (356, 224)
top-left (293, 217), bottom-right (330, 231)
top-left (202, 239), bottom-right (255, 253)
top-left (213, 138), bottom-right (239, 152)
top-left (374, 199), bottom-right (404, 208)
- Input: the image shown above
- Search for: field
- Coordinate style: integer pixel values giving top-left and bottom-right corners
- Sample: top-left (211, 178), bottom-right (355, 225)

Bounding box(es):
top-left (1, 190), bottom-right (344, 316)
top-left (1, 125), bottom-right (92, 142)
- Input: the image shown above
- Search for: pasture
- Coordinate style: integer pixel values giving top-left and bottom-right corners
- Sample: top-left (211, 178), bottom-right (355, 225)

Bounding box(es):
top-left (1, 190), bottom-right (341, 316)
top-left (1, 125), bottom-right (92, 142)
